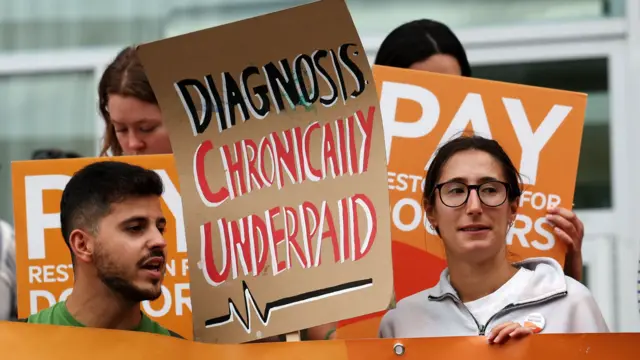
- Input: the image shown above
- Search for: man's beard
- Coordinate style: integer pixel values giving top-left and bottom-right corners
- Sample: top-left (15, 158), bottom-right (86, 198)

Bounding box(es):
top-left (93, 245), bottom-right (163, 303)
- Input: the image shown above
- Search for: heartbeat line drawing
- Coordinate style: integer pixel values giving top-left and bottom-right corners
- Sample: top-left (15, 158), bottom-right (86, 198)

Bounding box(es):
top-left (204, 278), bottom-right (373, 332)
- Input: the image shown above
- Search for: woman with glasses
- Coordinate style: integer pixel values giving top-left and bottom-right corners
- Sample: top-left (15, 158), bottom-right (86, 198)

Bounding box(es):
top-left (375, 19), bottom-right (586, 283)
top-left (379, 135), bottom-right (608, 344)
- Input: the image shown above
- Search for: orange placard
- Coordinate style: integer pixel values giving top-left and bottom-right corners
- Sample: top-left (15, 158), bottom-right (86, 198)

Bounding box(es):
top-left (1, 321), bottom-right (637, 359)
top-left (337, 65), bottom-right (586, 338)
top-left (11, 155), bottom-right (193, 339)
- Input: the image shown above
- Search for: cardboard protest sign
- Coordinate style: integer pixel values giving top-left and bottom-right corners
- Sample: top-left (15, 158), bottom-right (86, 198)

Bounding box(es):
top-left (136, 0), bottom-right (393, 343)
top-left (11, 155), bottom-right (194, 339)
top-left (337, 65), bottom-right (586, 339)
top-left (2, 321), bottom-right (638, 360)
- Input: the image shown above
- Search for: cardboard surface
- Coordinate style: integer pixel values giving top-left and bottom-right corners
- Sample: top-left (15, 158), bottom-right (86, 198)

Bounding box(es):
top-left (136, 0), bottom-right (393, 343)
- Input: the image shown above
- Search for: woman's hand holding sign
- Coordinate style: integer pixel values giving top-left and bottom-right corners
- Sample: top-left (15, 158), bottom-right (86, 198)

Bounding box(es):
top-left (545, 206), bottom-right (585, 282)
top-left (487, 322), bottom-right (534, 344)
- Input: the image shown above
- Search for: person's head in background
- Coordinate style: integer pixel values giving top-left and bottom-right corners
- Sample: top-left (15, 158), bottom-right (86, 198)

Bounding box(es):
top-left (31, 148), bottom-right (82, 160)
top-left (98, 46), bottom-right (172, 157)
top-left (375, 19), bottom-right (471, 77)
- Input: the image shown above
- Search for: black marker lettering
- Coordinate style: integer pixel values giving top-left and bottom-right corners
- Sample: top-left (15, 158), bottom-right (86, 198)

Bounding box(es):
top-left (175, 43), bottom-right (364, 136)
top-left (241, 66), bottom-right (270, 120)
top-left (223, 72), bottom-right (250, 131)
top-left (174, 78), bottom-right (213, 135)
top-left (204, 74), bottom-right (227, 133)
top-left (329, 49), bottom-right (348, 105)
top-left (293, 54), bottom-right (319, 105)
top-left (312, 50), bottom-right (338, 107)
top-left (338, 44), bottom-right (366, 99)
top-left (263, 59), bottom-right (301, 113)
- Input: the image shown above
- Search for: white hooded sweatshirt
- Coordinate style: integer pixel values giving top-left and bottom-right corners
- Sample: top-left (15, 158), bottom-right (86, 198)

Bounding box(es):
top-left (379, 257), bottom-right (609, 338)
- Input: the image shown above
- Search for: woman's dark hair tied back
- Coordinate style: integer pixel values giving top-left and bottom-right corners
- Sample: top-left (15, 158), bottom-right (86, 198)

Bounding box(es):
top-left (422, 134), bottom-right (523, 207)
top-left (31, 148), bottom-right (82, 160)
top-left (375, 19), bottom-right (471, 77)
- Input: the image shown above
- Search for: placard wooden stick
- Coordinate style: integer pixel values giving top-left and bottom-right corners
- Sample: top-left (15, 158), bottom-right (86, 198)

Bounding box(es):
top-left (285, 331), bottom-right (301, 342)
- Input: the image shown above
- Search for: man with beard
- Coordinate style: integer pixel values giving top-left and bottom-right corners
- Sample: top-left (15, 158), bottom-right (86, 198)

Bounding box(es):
top-left (21, 161), bottom-right (182, 338)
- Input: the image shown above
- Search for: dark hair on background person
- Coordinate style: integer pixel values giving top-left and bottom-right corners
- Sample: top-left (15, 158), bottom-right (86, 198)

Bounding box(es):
top-left (98, 46), bottom-right (157, 157)
top-left (31, 148), bottom-right (82, 160)
top-left (59, 161), bottom-right (164, 257)
top-left (422, 134), bottom-right (523, 212)
top-left (374, 19), bottom-right (471, 76)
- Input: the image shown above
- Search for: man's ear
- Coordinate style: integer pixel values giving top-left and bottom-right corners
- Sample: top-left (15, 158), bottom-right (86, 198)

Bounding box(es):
top-left (68, 229), bottom-right (94, 264)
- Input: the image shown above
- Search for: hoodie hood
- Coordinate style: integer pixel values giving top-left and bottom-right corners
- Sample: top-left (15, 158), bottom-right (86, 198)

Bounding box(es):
top-left (379, 256), bottom-right (609, 339)
top-left (427, 257), bottom-right (567, 304)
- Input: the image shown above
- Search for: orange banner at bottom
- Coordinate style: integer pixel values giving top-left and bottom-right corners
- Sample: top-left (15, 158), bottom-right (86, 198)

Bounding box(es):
top-left (1, 321), bottom-right (637, 359)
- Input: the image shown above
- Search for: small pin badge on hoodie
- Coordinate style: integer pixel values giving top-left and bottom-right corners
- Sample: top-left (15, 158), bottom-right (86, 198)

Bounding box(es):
top-left (523, 313), bottom-right (545, 333)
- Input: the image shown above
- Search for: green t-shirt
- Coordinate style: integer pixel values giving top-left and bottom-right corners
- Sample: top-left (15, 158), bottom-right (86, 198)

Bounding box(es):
top-left (24, 301), bottom-right (181, 338)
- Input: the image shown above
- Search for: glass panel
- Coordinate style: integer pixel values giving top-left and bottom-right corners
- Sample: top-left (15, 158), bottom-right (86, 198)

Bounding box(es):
top-left (346, 0), bottom-right (626, 35)
top-left (579, 235), bottom-right (616, 329)
top-left (472, 58), bottom-right (611, 210)
top-left (0, 0), bottom-right (626, 51)
top-left (583, 264), bottom-right (589, 287)
top-left (0, 72), bottom-right (96, 223)
top-left (166, 0), bottom-right (627, 38)
top-left (637, 260), bottom-right (640, 315)
top-left (0, 0), bottom-right (167, 51)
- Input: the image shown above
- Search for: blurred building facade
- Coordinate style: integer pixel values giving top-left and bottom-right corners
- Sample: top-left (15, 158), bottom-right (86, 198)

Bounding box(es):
top-left (0, 0), bottom-right (638, 332)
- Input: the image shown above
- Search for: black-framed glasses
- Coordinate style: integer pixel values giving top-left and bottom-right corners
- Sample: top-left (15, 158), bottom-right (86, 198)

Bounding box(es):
top-left (435, 180), bottom-right (509, 208)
